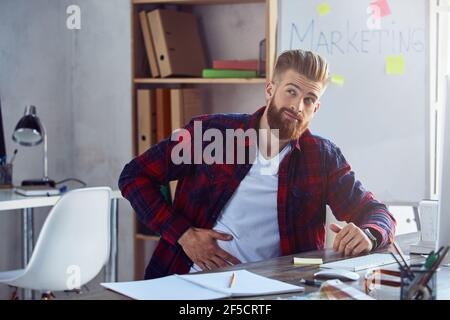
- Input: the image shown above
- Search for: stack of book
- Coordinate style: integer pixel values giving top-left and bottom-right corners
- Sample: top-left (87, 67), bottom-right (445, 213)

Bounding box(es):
top-left (202, 59), bottom-right (264, 78)
top-left (139, 8), bottom-right (264, 81)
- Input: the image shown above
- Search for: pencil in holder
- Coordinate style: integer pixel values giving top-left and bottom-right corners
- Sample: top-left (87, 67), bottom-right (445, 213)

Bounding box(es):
top-left (400, 264), bottom-right (437, 300)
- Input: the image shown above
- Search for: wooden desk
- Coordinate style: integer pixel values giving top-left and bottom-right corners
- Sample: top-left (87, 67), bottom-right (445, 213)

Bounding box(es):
top-left (60, 233), bottom-right (450, 300)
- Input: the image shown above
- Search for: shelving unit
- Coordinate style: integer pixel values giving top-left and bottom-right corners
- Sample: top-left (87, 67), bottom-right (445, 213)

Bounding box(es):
top-left (130, 0), bottom-right (277, 280)
top-left (134, 77), bottom-right (267, 84)
top-left (135, 233), bottom-right (161, 241)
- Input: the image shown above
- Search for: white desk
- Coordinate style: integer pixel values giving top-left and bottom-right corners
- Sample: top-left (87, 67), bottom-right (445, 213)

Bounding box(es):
top-left (0, 189), bottom-right (123, 299)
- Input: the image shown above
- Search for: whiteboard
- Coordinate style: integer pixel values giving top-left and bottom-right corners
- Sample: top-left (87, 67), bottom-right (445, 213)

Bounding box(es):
top-left (278, 0), bottom-right (428, 202)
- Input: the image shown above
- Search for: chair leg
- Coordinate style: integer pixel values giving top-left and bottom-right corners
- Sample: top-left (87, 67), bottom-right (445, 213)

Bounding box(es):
top-left (64, 284), bottom-right (90, 295)
top-left (41, 292), bottom-right (55, 300)
top-left (64, 288), bottom-right (82, 294)
top-left (9, 287), bottom-right (19, 300)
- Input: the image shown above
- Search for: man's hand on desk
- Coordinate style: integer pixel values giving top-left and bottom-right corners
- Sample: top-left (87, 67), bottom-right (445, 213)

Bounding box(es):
top-left (178, 227), bottom-right (241, 271)
top-left (330, 223), bottom-right (373, 256)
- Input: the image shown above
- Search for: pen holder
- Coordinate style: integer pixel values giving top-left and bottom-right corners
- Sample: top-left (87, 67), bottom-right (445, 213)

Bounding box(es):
top-left (400, 265), bottom-right (437, 300)
top-left (0, 163), bottom-right (13, 188)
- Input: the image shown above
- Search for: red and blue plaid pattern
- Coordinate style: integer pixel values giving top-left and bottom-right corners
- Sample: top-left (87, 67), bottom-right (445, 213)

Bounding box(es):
top-left (119, 106), bottom-right (396, 279)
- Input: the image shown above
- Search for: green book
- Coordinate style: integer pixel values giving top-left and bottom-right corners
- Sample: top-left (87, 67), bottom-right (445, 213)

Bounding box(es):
top-left (202, 69), bottom-right (258, 78)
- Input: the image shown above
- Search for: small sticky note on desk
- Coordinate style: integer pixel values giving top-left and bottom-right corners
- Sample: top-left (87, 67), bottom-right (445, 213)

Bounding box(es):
top-left (293, 257), bottom-right (324, 265)
top-left (386, 55), bottom-right (405, 75)
top-left (316, 3), bottom-right (331, 16)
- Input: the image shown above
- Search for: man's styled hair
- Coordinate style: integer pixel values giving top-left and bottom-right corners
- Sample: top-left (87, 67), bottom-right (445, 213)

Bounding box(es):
top-left (272, 49), bottom-right (330, 87)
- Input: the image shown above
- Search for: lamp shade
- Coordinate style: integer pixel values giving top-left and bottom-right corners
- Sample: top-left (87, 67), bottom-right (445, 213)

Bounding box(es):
top-left (12, 106), bottom-right (43, 146)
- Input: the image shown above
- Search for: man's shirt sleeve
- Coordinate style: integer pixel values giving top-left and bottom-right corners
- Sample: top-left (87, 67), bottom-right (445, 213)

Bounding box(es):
top-left (325, 143), bottom-right (396, 248)
top-left (118, 118), bottom-right (199, 246)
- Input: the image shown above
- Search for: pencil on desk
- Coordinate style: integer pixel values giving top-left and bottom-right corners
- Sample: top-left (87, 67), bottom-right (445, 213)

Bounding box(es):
top-left (228, 272), bottom-right (236, 288)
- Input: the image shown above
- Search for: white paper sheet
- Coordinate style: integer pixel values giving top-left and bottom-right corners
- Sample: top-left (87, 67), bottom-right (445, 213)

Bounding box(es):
top-left (101, 269), bottom-right (303, 300)
top-left (178, 270), bottom-right (303, 297)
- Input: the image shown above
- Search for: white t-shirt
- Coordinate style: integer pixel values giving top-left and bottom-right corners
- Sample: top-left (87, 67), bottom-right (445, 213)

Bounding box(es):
top-left (190, 144), bottom-right (292, 272)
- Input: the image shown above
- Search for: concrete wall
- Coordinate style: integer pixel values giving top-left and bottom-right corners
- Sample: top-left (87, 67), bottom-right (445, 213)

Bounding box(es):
top-left (0, 0), bottom-right (133, 299)
top-left (0, 0), bottom-right (74, 299)
top-left (70, 0), bottom-right (134, 284)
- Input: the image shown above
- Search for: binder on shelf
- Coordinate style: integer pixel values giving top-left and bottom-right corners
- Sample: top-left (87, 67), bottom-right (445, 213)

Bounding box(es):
top-left (137, 89), bottom-right (156, 155)
top-left (169, 180), bottom-right (178, 202)
top-left (170, 89), bottom-right (183, 132)
top-left (155, 88), bottom-right (171, 142)
top-left (170, 88), bottom-right (202, 131)
top-left (169, 88), bottom-right (203, 200)
top-left (138, 11), bottom-right (160, 78)
top-left (181, 88), bottom-right (202, 126)
top-left (148, 9), bottom-right (206, 78)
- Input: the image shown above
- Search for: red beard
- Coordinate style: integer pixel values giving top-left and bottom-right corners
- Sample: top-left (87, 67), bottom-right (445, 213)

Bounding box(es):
top-left (266, 101), bottom-right (305, 140)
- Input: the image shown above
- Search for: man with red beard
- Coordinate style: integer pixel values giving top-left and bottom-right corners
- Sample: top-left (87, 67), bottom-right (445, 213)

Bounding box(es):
top-left (119, 50), bottom-right (396, 279)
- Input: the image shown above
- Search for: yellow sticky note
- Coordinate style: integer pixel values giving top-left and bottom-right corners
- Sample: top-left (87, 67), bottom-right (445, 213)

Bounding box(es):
top-left (317, 3), bottom-right (331, 16)
top-left (293, 257), bottom-right (324, 265)
top-left (386, 55), bottom-right (405, 75)
top-left (331, 74), bottom-right (345, 86)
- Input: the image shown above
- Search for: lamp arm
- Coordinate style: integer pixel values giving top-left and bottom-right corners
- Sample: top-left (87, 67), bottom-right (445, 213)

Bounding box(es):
top-left (42, 122), bottom-right (48, 181)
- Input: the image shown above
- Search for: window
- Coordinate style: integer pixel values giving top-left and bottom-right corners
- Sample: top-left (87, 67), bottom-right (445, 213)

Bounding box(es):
top-left (387, 205), bottom-right (419, 235)
top-left (430, 0), bottom-right (450, 198)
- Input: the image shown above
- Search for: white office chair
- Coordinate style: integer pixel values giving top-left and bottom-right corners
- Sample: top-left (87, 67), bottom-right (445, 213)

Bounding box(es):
top-left (0, 187), bottom-right (111, 299)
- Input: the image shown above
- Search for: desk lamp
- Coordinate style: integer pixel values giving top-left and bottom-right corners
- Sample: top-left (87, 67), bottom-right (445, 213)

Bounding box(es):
top-left (12, 105), bottom-right (55, 187)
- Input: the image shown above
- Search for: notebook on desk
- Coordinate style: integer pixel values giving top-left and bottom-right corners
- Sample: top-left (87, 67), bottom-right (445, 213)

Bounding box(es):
top-left (15, 186), bottom-right (60, 196)
top-left (320, 253), bottom-right (411, 272)
top-left (101, 269), bottom-right (303, 300)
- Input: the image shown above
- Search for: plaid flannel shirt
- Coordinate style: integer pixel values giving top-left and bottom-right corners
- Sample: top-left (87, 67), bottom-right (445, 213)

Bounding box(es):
top-left (119, 106), bottom-right (396, 279)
